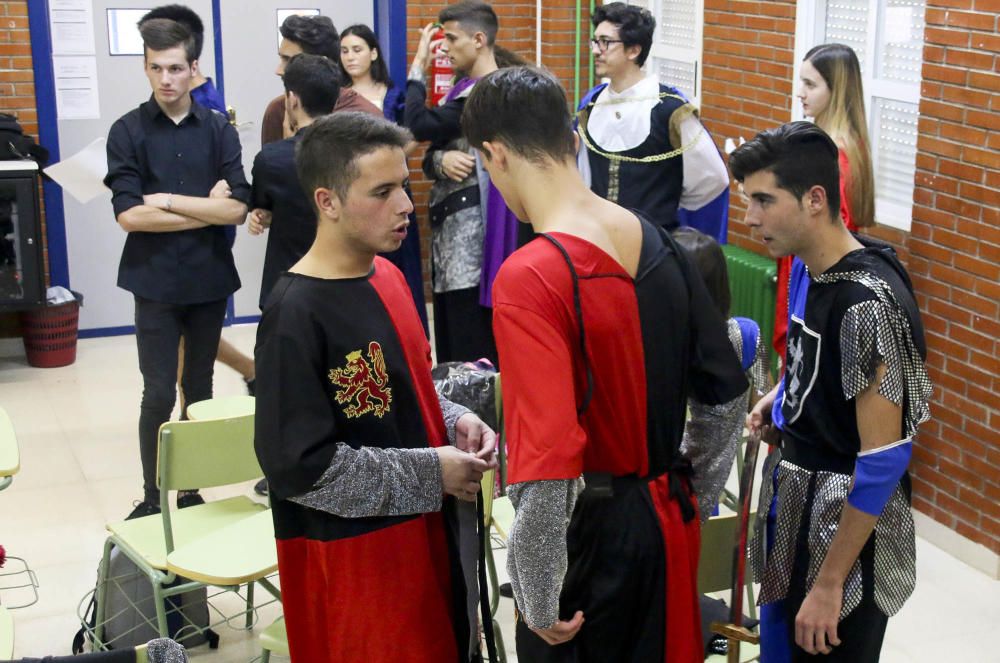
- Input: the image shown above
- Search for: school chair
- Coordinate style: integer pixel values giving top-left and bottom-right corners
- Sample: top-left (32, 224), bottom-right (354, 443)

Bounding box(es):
top-left (91, 412), bottom-right (278, 648)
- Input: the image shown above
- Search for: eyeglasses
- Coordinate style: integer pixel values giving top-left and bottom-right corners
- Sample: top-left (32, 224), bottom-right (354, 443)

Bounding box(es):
top-left (590, 37), bottom-right (624, 52)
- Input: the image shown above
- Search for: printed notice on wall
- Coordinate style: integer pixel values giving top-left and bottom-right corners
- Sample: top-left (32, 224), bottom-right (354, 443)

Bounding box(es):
top-left (53, 56), bottom-right (100, 120)
top-left (49, 0), bottom-right (96, 55)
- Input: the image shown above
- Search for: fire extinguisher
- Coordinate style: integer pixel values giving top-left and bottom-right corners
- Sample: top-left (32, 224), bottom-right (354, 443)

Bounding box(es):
top-left (429, 26), bottom-right (454, 107)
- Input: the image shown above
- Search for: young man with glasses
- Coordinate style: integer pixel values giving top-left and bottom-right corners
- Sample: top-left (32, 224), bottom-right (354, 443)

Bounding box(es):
top-left (578, 2), bottom-right (730, 241)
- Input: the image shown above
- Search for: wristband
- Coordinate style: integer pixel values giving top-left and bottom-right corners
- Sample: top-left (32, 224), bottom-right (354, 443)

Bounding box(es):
top-left (847, 439), bottom-right (912, 516)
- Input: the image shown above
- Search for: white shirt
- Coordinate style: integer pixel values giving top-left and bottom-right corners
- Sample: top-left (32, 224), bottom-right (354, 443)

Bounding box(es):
top-left (578, 76), bottom-right (730, 211)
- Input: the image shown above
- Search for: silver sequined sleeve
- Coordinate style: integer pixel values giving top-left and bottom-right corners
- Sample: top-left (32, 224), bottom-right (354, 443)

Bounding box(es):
top-left (681, 393), bottom-right (748, 522)
top-left (840, 300), bottom-right (906, 407)
top-left (146, 637), bottom-right (188, 662)
top-left (749, 330), bottom-right (771, 396)
top-left (816, 269), bottom-right (931, 439)
top-left (438, 392), bottom-right (472, 447)
top-left (506, 478), bottom-right (584, 629)
top-left (289, 443), bottom-right (443, 518)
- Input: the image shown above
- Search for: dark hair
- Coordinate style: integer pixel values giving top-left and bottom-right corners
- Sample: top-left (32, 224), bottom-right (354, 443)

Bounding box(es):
top-left (338, 24), bottom-right (391, 87)
top-left (494, 45), bottom-right (528, 68)
top-left (280, 14), bottom-right (340, 61)
top-left (729, 121), bottom-right (841, 220)
top-left (284, 54), bottom-right (341, 118)
top-left (139, 18), bottom-right (196, 64)
top-left (672, 227), bottom-right (731, 318)
top-left (296, 112), bottom-right (412, 210)
top-left (439, 1), bottom-right (499, 47)
top-left (139, 5), bottom-right (204, 59)
top-left (463, 66), bottom-right (577, 166)
top-left (591, 2), bottom-right (655, 67)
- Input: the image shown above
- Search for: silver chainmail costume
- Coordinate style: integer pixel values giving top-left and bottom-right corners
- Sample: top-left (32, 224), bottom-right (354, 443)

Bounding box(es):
top-left (145, 638), bottom-right (188, 663)
top-left (681, 317), bottom-right (769, 521)
top-left (750, 263), bottom-right (931, 619)
top-left (290, 394), bottom-right (470, 518)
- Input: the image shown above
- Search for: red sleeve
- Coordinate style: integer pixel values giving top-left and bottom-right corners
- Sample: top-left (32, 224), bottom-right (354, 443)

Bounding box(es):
top-left (493, 268), bottom-right (589, 483)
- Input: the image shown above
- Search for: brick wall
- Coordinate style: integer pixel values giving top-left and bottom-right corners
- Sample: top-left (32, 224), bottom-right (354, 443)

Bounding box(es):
top-left (699, 0), bottom-right (1000, 555)
top-left (700, 0), bottom-right (797, 253)
top-left (0, 0), bottom-right (35, 337)
top-left (906, 0), bottom-right (1000, 554)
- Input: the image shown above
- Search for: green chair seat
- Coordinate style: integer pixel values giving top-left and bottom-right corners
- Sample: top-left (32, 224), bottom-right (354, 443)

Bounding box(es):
top-left (260, 616), bottom-right (289, 658)
top-left (0, 606), bottom-right (13, 659)
top-left (107, 496), bottom-right (266, 570)
top-left (167, 509), bottom-right (277, 585)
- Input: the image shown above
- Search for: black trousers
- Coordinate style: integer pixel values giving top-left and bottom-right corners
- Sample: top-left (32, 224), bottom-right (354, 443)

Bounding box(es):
top-left (783, 487), bottom-right (889, 662)
top-left (432, 287), bottom-right (497, 366)
top-left (514, 483), bottom-right (667, 663)
top-left (134, 296), bottom-right (227, 502)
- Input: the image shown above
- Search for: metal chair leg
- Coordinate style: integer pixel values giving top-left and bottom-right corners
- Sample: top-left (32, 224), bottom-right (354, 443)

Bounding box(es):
top-left (245, 581), bottom-right (255, 629)
top-left (93, 538), bottom-right (116, 648)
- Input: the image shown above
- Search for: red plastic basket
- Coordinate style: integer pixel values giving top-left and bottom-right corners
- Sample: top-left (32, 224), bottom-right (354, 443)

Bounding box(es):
top-left (20, 300), bottom-right (80, 368)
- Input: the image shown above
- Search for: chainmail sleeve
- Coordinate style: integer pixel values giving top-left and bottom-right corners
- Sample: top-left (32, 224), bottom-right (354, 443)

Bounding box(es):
top-left (506, 478), bottom-right (584, 629)
top-left (681, 393), bottom-right (749, 521)
top-left (290, 443), bottom-right (443, 518)
top-left (838, 296), bottom-right (931, 439)
top-left (438, 393), bottom-right (472, 447)
top-left (749, 330), bottom-right (771, 396)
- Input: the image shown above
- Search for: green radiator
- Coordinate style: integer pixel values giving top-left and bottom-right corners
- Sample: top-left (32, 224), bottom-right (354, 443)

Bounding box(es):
top-left (721, 244), bottom-right (778, 376)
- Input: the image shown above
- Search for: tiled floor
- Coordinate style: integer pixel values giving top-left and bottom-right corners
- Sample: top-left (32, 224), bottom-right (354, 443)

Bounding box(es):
top-left (1, 324), bottom-right (997, 661)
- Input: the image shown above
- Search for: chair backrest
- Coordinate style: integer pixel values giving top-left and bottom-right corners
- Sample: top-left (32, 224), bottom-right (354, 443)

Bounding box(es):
top-left (493, 373), bottom-right (507, 493)
top-left (156, 414), bottom-right (261, 491)
top-left (697, 511), bottom-right (755, 595)
top-left (0, 406), bottom-right (20, 479)
top-left (481, 468), bottom-right (496, 527)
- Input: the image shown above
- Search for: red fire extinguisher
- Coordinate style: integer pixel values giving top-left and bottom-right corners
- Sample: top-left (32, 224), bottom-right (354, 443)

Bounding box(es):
top-left (429, 26), bottom-right (454, 107)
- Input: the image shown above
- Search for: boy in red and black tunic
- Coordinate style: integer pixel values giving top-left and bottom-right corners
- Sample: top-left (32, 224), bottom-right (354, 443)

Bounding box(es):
top-left (463, 69), bottom-right (748, 662)
top-left (254, 112), bottom-right (496, 662)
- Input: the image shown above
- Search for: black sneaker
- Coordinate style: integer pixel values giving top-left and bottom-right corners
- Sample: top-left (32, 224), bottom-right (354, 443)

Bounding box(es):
top-left (245, 378), bottom-right (256, 396)
top-left (499, 582), bottom-right (513, 598)
top-left (177, 492), bottom-right (206, 509)
top-left (126, 500), bottom-right (161, 521)
top-left (254, 478), bottom-right (269, 496)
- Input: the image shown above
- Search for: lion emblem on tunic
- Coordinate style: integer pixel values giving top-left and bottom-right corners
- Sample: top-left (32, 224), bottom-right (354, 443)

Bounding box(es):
top-left (328, 341), bottom-right (392, 418)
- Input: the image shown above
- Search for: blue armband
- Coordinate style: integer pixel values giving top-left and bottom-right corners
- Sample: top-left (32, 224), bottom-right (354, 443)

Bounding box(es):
top-left (847, 439), bottom-right (912, 516)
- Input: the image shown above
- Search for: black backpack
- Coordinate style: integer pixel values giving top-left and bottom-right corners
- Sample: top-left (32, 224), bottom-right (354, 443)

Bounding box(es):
top-left (0, 113), bottom-right (49, 165)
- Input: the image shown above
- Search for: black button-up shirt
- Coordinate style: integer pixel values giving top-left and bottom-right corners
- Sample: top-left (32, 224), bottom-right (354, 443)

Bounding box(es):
top-left (250, 131), bottom-right (315, 309)
top-left (105, 96), bottom-right (250, 304)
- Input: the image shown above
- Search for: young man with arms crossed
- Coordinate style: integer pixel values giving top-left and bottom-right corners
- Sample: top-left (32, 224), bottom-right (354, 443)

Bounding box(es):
top-left (138, 4), bottom-right (257, 396)
top-left (105, 18), bottom-right (250, 519)
top-left (463, 66), bottom-right (747, 663)
top-left (732, 122), bottom-right (931, 662)
top-left (254, 111), bottom-right (496, 662)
